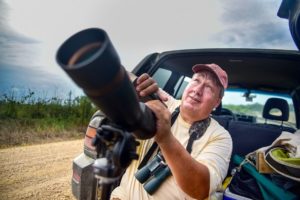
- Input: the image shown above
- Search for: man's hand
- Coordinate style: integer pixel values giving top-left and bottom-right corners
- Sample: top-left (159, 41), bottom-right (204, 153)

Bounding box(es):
top-left (145, 100), bottom-right (172, 144)
top-left (135, 73), bottom-right (169, 101)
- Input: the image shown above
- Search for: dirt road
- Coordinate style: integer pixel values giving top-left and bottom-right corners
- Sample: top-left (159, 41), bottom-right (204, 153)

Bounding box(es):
top-left (0, 140), bottom-right (83, 200)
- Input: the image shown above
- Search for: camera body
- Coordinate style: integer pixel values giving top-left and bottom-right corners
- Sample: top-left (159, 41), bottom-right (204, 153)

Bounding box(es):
top-left (135, 152), bottom-right (171, 195)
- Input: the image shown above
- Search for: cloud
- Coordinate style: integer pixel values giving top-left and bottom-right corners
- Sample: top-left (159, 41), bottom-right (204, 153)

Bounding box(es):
top-left (0, 0), bottom-right (77, 99)
top-left (0, 62), bottom-right (82, 99)
top-left (214, 0), bottom-right (296, 49)
top-left (0, 0), bottom-right (40, 83)
top-left (0, 36), bottom-right (39, 68)
top-left (1, 0), bottom-right (298, 101)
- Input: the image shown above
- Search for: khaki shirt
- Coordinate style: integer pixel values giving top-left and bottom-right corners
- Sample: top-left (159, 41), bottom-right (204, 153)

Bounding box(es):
top-left (111, 98), bottom-right (232, 200)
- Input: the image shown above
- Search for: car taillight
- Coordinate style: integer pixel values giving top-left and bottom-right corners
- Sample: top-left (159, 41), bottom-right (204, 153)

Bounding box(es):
top-left (84, 126), bottom-right (97, 158)
top-left (72, 169), bottom-right (81, 183)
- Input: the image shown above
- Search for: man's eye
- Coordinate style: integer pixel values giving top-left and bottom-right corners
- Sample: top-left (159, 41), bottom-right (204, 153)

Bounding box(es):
top-left (193, 79), bottom-right (200, 83)
top-left (204, 85), bottom-right (213, 92)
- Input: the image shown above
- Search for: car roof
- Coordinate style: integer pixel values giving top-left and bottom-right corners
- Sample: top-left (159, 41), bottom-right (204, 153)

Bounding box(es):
top-left (150, 48), bottom-right (300, 94)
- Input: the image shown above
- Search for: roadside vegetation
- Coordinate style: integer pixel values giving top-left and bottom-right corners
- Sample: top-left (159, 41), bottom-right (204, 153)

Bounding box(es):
top-left (0, 90), bottom-right (97, 148)
top-left (0, 90), bottom-right (295, 149)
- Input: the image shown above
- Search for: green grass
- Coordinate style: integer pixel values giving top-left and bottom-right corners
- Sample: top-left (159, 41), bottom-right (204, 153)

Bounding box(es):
top-left (1, 90), bottom-right (296, 148)
top-left (0, 90), bottom-right (97, 148)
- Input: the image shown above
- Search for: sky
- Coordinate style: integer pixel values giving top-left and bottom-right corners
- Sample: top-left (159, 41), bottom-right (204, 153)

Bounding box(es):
top-left (0, 0), bottom-right (297, 100)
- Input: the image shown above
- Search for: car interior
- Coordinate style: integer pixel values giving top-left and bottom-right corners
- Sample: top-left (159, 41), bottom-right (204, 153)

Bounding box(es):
top-left (137, 48), bottom-right (300, 176)
top-left (213, 97), bottom-right (296, 174)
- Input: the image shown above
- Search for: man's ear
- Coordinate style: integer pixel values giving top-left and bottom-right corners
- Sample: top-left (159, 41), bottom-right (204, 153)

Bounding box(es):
top-left (215, 98), bottom-right (221, 109)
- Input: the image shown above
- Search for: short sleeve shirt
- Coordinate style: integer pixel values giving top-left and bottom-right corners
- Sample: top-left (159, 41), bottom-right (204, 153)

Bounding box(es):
top-left (111, 97), bottom-right (232, 200)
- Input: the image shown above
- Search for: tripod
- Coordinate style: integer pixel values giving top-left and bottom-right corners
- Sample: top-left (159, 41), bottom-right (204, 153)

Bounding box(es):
top-left (92, 120), bottom-right (140, 200)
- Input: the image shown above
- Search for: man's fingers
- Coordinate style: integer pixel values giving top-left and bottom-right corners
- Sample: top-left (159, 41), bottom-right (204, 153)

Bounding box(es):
top-left (139, 83), bottom-right (158, 97)
top-left (136, 73), bottom-right (150, 85)
top-left (146, 100), bottom-right (171, 136)
top-left (136, 75), bottom-right (159, 97)
top-left (136, 77), bottom-right (155, 91)
top-left (136, 73), bottom-right (162, 97)
top-left (146, 100), bottom-right (169, 116)
top-left (146, 100), bottom-right (160, 110)
top-left (157, 88), bottom-right (169, 101)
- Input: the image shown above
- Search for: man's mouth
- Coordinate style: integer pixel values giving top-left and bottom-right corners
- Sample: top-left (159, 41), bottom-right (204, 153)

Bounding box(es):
top-left (188, 95), bottom-right (200, 103)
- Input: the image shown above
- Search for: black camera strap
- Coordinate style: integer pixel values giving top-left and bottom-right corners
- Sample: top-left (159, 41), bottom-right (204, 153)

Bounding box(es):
top-left (137, 107), bottom-right (211, 169)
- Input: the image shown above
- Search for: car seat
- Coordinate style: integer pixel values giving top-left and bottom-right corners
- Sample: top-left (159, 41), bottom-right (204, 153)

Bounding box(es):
top-left (262, 97), bottom-right (295, 132)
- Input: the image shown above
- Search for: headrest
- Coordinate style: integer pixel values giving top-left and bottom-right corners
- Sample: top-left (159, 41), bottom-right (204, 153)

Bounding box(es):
top-left (263, 98), bottom-right (289, 121)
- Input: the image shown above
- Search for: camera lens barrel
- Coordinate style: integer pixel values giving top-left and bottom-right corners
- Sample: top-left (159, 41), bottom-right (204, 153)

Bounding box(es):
top-left (56, 28), bottom-right (156, 139)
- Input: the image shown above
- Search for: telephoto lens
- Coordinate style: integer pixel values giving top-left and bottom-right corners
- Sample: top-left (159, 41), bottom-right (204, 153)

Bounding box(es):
top-left (56, 28), bottom-right (156, 139)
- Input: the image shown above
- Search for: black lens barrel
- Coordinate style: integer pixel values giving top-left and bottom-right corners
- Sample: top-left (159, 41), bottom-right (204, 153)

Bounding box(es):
top-left (56, 28), bottom-right (156, 139)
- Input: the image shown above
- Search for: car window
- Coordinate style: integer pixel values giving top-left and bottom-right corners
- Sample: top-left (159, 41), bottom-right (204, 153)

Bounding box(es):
top-left (222, 90), bottom-right (296, 129)
top-left (152, 68), bottom-right (191, 99)
top-left (152, 67), bottom-right (296, 129)
top-left (152, 68), bottom-right (172, 89)
top-left (173, 76), bottom-right (191, 99)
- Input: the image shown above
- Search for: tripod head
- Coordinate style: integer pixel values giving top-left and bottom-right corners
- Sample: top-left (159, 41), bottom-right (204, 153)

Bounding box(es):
top-left (90, 119), bottom-right (139, 199)
top-left (92, 122), bottom-right (139, 180)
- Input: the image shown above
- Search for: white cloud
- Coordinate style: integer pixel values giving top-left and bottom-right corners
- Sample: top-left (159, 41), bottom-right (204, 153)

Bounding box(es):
top-left (4, 0), bottom-right (227, 70)
top-left (1, 0), bottom-right (297, 98)
top-left (215, 0), bottom-right (296, 49)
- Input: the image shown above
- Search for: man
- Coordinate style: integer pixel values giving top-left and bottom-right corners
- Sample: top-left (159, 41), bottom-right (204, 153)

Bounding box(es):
top-left (111, 63), bottom-right (232, 200)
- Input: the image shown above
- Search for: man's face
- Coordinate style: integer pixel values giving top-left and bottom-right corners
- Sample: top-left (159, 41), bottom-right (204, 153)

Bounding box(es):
top-left (181, 71), bottom-right (221, 121)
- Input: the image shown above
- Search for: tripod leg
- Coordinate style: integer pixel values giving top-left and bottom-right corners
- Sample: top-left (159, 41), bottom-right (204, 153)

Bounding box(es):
top-left (100, 182), bottom-right (118, 200)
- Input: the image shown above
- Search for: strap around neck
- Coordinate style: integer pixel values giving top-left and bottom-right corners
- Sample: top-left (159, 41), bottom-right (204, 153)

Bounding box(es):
top-left (186, 118), bottom-right (211, 153)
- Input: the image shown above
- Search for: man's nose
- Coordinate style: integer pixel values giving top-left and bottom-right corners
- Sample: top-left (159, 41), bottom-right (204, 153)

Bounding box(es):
top-left (193, 83), bottom-right (204, 95)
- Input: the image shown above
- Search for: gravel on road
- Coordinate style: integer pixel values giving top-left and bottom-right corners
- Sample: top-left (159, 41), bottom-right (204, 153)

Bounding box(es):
top-left (0, 139), bottom-right (83, 200)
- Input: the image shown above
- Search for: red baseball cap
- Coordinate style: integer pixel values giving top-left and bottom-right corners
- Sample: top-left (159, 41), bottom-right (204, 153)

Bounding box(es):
top-left (192, 63), bottom-right (228, 89)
